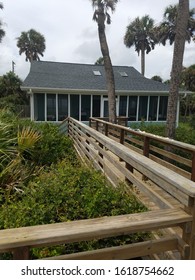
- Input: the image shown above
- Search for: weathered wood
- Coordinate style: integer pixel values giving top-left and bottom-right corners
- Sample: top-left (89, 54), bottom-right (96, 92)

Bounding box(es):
top-left (90, 117), bottom-right (195, 181)
top-left (0, 209), bottom-right (191, 254)
top-left (150, 145), bottom-right (192, 168)
top-left (191, 152), bottom-right (195, 182)
top-left (149, 154), bottom-right (191, 180)
top-left (71, 119), bottom-right (195, 203)
top-left (43, 237), bottom-right (178, 260)
top-left (12, 246), bottom-right (30, 260)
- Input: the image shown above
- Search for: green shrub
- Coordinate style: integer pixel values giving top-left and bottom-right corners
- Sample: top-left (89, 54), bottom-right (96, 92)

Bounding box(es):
top-left (0, 160), bottom-right (148, 259)
top-left (29, 123), bottom-right (78, 166)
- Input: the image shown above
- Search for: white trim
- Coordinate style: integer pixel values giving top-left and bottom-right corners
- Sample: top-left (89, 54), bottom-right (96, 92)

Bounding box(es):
top-left (126, 96), bottom-right (129, 118)
top-left (44, 93), bottom-right (47, 121)
top-left (90, 94), bottom-right (93, 118)
top-left (79, 94), bottom-right (81, 121)
top-left (56, 94), bottom-right (59, 122)
top-left (136, 96), bottom-right (139, 121)
top-left (156, 96), bottom-right (160, 121)
top-left (146, 96), bottom-right (150, 121)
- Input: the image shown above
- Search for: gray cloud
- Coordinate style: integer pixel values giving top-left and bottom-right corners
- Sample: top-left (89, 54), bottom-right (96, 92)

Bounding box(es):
top-left (0, 0), bottom-right (194, 81)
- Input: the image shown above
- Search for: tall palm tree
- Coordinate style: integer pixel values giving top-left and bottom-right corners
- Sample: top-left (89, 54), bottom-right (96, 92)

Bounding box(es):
top-left (0, 2), bottom-right (5, 43)
top-left (124, 15), bottom-right (157, 76)
top-left (159, 4), bottom-right (195, 45)
top-left (16, 29), bottom-right (46, 62)
top-left (166, 0), bottom-right (189, 139)
top-left (91, 0), bottom-right (118, 123)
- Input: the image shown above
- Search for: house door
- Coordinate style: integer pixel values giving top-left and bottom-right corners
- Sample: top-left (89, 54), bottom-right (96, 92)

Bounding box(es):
top-left (103, 99), bottom-right (108, 118)
top-left (103, 98), bottom-right (118, 118)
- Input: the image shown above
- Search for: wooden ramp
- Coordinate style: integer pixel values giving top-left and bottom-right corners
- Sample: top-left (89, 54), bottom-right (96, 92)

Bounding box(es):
top-left (67, 118), bottom-right (195, 259)
top-left (1, 117), bottom-right (195, 260)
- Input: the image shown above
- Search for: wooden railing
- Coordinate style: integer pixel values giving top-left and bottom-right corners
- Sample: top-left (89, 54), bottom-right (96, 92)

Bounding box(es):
top-left (89, 117), bottom-right (195, 182)
top-left (0, 117), bottom-right (195, 260)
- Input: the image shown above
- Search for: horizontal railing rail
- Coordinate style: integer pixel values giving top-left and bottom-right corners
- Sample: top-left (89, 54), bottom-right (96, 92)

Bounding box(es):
top-left (89, 117), bottom-right (195, 182)
top-left (0, 208), bottom-right (192, 260)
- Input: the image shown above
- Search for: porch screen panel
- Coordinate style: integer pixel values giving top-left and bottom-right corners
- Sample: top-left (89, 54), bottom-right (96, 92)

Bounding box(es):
top-left (70, 95), bottom-right (79, 120)
top-left (34, 93), bottom-right (45, 121)
top-left (149, 96), bottom-right (158, 121)
top-left (138, 96), bottom-right (148, 121)
top-left (128, 96), bottom-right (137, 121)
top-left (47, 94), bottom-right (56, 121)
top-left (158, 96), bottom-right (168, 120)
top-left (119, 96), bottom-right (127, 116)
top-left (81, 95), bottom-right (91, 121)
top-left (92, 95), bottom-right (101, 117)
top-left (58, 94), bottom-right (68, 121)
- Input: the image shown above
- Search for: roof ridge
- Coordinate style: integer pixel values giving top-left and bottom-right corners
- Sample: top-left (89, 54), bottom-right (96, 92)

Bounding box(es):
top-left (32, 60), bottom-right (134, 69)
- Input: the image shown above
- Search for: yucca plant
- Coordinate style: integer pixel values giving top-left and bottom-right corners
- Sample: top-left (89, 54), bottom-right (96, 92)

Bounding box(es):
top-left (0, 120), bottom-right (42, 192)
top-left (17, 126), bottom-right (41, 155)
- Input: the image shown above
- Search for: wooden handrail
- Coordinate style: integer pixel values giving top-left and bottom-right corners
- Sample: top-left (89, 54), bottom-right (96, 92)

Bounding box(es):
top-left (89, 117), bottom-right (195, 181)
top-left (0, 208), bottom-right (192, 259)
top-left (89, 117), bottom-right (195, 153)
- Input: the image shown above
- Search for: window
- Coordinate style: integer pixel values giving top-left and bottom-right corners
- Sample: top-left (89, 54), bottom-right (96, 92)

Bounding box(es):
top-left (58, 94), bottom-right (68, 121)
top-left (47, 94), bottom-right (56, 121)
top-left (128, 96), bottom-right (137, 121)
top-left (158, 96), bottom-right (168, 121)
top-left (34, 93), bottom-right (45, 121)
top-left (70, 95), bottom-right (79, 120)
top-left (103, 100), bottom-right (108, 117)
top-left (92, 95), bottom-right (101, 117)
top-left (119, 96), bottom-right (127, 116)
top-left (119, 71), bottom-right (128, 77)
top-left (93, 70), bottom-right (101, 76)
top-left (81, 95), bottom-right (91, 121)
top-left (149, 96), bottom-right (158, 121)
top-left (138, 96), bottom-right (148, 121)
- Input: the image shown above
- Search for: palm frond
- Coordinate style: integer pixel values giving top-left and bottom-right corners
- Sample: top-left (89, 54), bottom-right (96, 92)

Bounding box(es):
top-left (17, 126), bottom-right (41, 153)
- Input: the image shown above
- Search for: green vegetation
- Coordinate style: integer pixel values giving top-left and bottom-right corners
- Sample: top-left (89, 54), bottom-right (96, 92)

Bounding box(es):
top-left (0, 109), bottom-right (148, 259)
top-left (131, 121), bottom-right (195, 146)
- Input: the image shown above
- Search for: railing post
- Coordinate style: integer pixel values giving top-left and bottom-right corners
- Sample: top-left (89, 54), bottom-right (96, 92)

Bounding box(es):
top-left (120, 129), bottom-right (125, 145)
top-left (89, 118), bottom-right (92, 127)
top-left (143, 136), bottom-right (150, 157)
top-left (105, 123), bottom-right (108, 136)
top-left (142, 136), bottom-right (150, 181)
top-left (96, 121), bottom-right (99, 131)
top-left (119, 129), bottom-right (125, 162)
top-left (12, 246), bottom-right (30, 260)
top-left (191, 151), bottom-right (195, 182)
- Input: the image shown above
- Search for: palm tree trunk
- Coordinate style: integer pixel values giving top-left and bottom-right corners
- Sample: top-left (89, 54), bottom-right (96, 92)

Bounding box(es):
top-left (166, 0), bottom-right (189, 139)
top-left (97, 19), bottom-right (116, 123)
top-left (141, 47), bottom-right (145, 76)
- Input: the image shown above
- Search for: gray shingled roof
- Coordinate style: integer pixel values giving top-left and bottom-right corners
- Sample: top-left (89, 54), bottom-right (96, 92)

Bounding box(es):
top-left (22, 61), bottom-right (170, 92)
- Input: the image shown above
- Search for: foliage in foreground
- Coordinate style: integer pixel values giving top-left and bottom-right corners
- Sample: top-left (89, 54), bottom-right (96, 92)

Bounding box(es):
top-left (0, 159), bottom-right (148, 259)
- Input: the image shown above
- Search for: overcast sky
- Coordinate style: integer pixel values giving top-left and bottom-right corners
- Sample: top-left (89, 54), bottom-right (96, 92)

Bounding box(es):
top-left (0, 0), bottom-right (195, 81)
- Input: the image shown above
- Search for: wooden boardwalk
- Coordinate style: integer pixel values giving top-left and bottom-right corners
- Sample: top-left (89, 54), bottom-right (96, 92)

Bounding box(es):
top-left (0, 117), bottom-right (195, 260)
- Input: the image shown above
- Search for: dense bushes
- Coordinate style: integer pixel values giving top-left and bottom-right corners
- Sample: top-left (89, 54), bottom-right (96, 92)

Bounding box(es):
top-left (0, 160), bottom-right (147, 258)
top-left (0, 109), bottom-right (148, 259)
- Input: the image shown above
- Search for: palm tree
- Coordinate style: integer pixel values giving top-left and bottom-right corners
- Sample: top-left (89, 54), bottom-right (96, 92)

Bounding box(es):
top-left (159, 4), bottom-right (195, 45)
top-left (166, 0), bottom-right (189, 139)
top-left (91, 0), bottom-right (118, 123)
top-left (95, 56), bottom-right (104, 65)
top-left (0, 2), bottom-right (5, 43)
top-left (16, 29), bottom-right (46, 62)
top-left (124, 15), bottom-right (158, 76)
